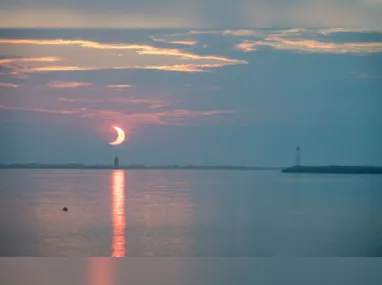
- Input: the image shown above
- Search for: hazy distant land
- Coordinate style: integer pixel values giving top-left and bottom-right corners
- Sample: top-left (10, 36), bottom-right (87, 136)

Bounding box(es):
top-left (282, 165), bottom-right (382, 174)
top-left (0, 163), bottom-right (282, 171)
top-left (2, 164), bottom-right (382, 174)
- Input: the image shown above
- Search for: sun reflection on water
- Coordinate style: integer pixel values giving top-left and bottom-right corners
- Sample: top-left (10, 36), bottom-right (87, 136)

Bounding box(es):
top-left (111, 170), bottom-right (126, 257)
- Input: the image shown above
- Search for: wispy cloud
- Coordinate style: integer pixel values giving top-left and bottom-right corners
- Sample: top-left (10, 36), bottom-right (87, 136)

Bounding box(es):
top-left (0, 57), bottom-right (62, 76)
top-left (152, 37), bottom-right (197, 46)
top-left (0, 57), bottom-right (61, 64)
top-left (189, 29), bottom-right (259, 36)
top-left (222, 30), bottom-right (259, 36)
top-left (188, 30), bottom-right (220, 35)
top-left (0, 38), bottom-right (246, 74)
top-left (0, 83), bottom-right (18, 88)
top-left (47, 81), bottom-right (92, 88)
top-left (150, 103), bottom-right (170, 109)
top-left (107, 84), bottom-right (133, 89)
top-left (189, 28), bottom-right (382, 54)
top-left (318, 28), bottom-right (382, 35)
top-left (137, 64), bottom-right (231, 72)
top-left (0, 38), bottom-right (239, 62)
top-left (27, 64), bottom-right (235, 73)
top-left (235, 37), bottom-right (382, 54)
top-left (0, 104), bottom-right (81, 115)
top-left (0, 104), bottom-right (232, 125)
top-left (349, 71), bottom-right (382, 79)
top-left (29, 66), bottom-right (90, 72)
top-left (235, 41), bottom-right (257, 52)
top-left (58, 96), bottom-right (167, 107)
top-left (80, 108), bottom-right (233, 125)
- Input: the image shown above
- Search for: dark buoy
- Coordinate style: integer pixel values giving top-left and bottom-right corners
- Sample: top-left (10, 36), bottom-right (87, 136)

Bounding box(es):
top-left (62, 207), bottom-right (68, 212)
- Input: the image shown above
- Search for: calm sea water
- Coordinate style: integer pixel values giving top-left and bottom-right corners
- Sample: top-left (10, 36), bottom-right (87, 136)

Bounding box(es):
top-left (0, 169), bottom-right (381, 257)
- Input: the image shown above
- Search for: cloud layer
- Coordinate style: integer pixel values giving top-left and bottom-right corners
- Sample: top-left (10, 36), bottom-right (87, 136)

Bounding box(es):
top-left (0, 38), bottom-right (247, 75)
top-left (1, 28), bottom-right (381, 129)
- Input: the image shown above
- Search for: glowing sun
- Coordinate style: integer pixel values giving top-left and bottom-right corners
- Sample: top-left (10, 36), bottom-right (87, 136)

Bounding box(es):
top-left (109, 126), bottom-right (125, 145)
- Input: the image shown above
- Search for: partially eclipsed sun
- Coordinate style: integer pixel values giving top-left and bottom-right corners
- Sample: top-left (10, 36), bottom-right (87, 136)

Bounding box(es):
top-left (109, 126), bottom-right (125, 145)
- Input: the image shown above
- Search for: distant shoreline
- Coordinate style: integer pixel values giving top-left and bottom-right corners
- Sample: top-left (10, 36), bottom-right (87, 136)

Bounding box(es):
top-left (0, 164), bottom-right (282, 171)
top-left (282, 165), bottom-right (382, 174)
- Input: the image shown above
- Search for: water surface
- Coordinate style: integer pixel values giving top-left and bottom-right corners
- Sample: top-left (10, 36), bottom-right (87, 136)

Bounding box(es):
top-left (0, 169), bottom-right (381, 256)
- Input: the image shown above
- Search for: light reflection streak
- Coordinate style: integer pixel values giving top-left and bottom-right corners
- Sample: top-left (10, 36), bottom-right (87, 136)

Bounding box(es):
top-left (111, 170), bottom-right (126, 257)
top-left (85, 258), bottom-right (115, 285)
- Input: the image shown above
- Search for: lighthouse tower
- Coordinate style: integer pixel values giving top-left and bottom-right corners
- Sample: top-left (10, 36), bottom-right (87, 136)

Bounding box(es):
top-left (295, 146), bottom-right (301, 166)
top-left (114, 156), bottom-right (120, 168)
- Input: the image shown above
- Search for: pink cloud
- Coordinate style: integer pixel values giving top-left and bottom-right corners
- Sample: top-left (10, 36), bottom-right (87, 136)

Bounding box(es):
top-left (31, 66), bottom-right (91, 72)
top-left (47, 81), bottom-right (92, 88)
top-left (0, 104), bottom-right (81, 115)
top-left (138, 63), bottom-right (230, 72)
top-left (28, 63), bottom-right (232, 73)
top-left (58, 96), bottom-right (168, 107)
top-left (0, 103), bottom-right (232, 126)
top-left (107, 84), bottom-right (133, 89)
top-left (0, 83), bottom-right (18, 88)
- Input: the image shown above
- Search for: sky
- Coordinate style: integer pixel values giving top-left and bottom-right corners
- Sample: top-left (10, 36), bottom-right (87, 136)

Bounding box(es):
top-left (0, 1), bottom-right (382, 166)
top-left (1, 0), bottom-right (382, 28)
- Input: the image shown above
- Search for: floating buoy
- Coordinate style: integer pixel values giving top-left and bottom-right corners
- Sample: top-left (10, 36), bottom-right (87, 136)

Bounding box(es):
top-left (62, 207), bottom-right (68, 212)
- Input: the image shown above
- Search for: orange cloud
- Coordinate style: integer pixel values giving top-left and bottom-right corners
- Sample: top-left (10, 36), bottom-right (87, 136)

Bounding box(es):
top-left (0, 83), bottom-right (18, 88)
top-left (0, 38), bottom-right (240, 63)
top-left (31, 66), bottom-right (91, 72)
top-left (0, 57), bottom-right (61, 64)
top-left (170, 40), bottom-right (197, 46)
top-left (152, 37), bottom-right (198, 46)
top-left (0, 57), bottom-right (63, 76)
top-left (235, 41), bottom-right (257, 52)
top-left (47, 81), bottom-right (92, 88)
top-left (0, 38), bottom-right (246, 74)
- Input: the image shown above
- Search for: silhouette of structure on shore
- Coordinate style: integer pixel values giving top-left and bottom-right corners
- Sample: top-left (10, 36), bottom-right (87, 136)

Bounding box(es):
top-left (282, 145), bottom-right (382, 174)
top-left (296, 146), bottom-right (301, 166)
top-left (114, 156), bottom-right (119, 168)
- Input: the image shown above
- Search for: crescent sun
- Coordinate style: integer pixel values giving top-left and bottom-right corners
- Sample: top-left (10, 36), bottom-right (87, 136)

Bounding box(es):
top-left (109, 126), bottom-right (125, 145)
